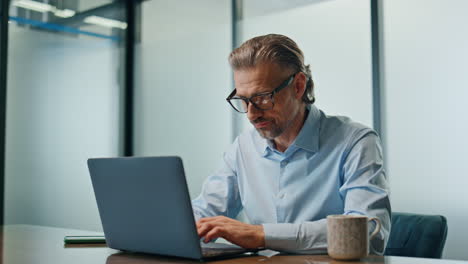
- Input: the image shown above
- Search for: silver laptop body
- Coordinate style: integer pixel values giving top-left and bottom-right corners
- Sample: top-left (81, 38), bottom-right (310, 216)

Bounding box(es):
top-left (88, 156), bottom-right (252, 260)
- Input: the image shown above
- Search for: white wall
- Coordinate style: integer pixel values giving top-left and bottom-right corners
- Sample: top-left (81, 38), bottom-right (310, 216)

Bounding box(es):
top-left (5, 26), bottom-right (120, 231)
top-left (381, 0), bottom-right (468, 260)
top-left (134, 0), bottom-right (232, 198)
top-left (237, 0), bottom-right (374, 132)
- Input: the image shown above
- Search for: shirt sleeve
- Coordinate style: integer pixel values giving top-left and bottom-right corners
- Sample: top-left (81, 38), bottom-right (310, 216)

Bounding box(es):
top-left (263, 220), bottom-right (328, 254)
top-left (262, 130), bottom-right (391, 255)
top-left (191, 139), bottom-right (243, 221)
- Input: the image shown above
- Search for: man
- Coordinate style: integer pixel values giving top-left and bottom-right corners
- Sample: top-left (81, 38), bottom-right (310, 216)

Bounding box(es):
top-left (192, 34), bottom-right (390, 254)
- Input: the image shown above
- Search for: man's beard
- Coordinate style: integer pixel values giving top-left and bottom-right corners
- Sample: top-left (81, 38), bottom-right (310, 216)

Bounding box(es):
top-left (252, 118), bottom-right (284, 139)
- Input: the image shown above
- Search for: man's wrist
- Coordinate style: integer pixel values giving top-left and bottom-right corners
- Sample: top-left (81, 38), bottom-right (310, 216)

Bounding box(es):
top-left (255, 224), bottom-right (266, 248)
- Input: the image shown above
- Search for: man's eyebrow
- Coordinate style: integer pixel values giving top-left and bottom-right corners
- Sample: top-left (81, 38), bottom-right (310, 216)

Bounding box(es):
top-left (235, 89), bottom-right (272, 98)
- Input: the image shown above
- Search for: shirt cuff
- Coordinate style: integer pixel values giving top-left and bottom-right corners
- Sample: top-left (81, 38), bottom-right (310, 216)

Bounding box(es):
top-left (262, 220), bottom-right (328, 254)
top-left (263, 223), bottom-right (299, 250)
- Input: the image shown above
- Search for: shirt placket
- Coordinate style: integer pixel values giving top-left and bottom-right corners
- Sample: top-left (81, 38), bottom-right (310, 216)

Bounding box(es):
top-left (276, 153), bottom-right (292, 223)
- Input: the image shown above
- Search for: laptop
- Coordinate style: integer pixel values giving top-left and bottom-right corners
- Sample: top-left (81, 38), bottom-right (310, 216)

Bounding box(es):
top-left (88, 156), bottom-right (259, 260)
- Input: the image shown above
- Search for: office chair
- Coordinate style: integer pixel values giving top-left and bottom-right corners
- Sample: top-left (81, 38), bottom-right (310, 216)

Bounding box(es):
top-left (384, 212), bottom-right (448, 258)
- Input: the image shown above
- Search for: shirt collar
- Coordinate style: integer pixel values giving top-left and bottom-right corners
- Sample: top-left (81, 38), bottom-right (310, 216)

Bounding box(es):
top-left (256, 105), bottom-right (321, 156)
top-left (293, 105), bottom-right (321, 153)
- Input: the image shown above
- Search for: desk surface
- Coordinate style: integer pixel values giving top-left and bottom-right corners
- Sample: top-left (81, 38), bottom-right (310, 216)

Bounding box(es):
top-left (0, 225), bottom-right (465, 264)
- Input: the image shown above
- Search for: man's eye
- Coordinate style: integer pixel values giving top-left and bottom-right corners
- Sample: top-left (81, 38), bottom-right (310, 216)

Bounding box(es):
top-left (258, 96), bottom-right (271, 104)
top-left (252, 96), bottom-right (263, 104)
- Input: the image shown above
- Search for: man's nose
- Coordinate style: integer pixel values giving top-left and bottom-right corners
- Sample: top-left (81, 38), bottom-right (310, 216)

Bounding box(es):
top-left (247, 103), bottom-right (262, 121)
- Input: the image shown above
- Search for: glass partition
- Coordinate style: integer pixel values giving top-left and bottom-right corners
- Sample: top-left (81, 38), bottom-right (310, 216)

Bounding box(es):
top-left (4, 0), bottom-right (127, 231)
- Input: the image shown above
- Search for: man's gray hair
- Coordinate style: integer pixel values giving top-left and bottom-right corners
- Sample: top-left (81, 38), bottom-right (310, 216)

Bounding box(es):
top-left (228, 34), bottom-right (315, 104)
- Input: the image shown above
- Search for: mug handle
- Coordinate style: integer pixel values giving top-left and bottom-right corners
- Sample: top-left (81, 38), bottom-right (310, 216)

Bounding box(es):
top-left (368, 217), bottom-right (381, 240)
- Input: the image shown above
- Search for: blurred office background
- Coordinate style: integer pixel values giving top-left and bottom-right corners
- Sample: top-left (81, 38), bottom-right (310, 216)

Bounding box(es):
top-left (0, 0), bottom-right (467, 260)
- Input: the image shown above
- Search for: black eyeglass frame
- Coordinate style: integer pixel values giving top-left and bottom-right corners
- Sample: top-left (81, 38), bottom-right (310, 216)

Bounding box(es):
top-left (226, 72), bottom-right (298, 113)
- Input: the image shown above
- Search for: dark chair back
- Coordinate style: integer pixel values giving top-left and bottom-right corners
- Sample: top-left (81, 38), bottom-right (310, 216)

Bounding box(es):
top-left (384, 212), bottom-right (448, 258)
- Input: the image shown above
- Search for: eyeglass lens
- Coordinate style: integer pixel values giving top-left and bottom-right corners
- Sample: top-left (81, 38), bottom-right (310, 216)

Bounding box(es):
top-left (230, 94), bottom-right (274, 112)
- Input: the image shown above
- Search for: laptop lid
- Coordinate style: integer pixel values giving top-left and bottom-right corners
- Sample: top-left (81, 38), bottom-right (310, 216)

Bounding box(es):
top-left (88, 156), bottom-right (203, 259)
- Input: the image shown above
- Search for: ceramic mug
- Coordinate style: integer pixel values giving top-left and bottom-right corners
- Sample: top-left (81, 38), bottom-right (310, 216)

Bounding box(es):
top-left (327, 215), bottom-right (381, 260)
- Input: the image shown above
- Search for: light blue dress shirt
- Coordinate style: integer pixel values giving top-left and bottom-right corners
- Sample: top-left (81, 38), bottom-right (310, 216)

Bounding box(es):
top-left (192, 105), bottom-right (391, 254)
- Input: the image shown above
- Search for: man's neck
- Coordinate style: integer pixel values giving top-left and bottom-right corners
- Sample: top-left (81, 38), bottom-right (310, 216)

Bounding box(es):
top-left (273, 108), bottom-right (308, 152)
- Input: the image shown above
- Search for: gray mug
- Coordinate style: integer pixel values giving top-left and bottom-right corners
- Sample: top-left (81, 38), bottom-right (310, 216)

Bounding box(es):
top-left (327, 215), bottom-right (381, 260)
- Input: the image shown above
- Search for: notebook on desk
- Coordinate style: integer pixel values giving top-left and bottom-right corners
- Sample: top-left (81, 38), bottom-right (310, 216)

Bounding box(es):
top-left (87, 156), bottom-right (259, 260)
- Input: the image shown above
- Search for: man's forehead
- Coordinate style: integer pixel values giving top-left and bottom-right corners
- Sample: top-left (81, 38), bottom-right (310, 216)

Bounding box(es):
top-left (233, 74), bottom-right (272, 96)
top-left (234, 68), bottom-right (271, 84)
top-left (233, 64), bottom-right (289, 95)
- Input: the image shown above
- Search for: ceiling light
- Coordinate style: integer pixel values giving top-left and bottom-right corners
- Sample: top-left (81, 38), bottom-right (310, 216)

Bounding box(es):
top-left (13, 0), bottom-right (76, 18)
top-left (84, 16), bottom-right (127, 30)
top-left (54, 9), bottom-right (75, 18)
top-left (12, 0), bottom-right (54, 13)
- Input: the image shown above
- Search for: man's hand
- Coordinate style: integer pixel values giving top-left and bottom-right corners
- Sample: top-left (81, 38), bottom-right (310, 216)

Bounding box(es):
top-left (196, 216), bottom-right (265, 249)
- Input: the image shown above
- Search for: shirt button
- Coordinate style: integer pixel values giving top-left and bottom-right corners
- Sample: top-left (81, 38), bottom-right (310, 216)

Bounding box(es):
top-left (279, 193), bottom-right (285, 199)
top-left (280, 160), bottom-right (288, 166)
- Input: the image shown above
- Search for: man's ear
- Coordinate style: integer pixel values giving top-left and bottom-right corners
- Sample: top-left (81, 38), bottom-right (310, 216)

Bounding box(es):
top-left (294, 72), bottom-right (307, 100)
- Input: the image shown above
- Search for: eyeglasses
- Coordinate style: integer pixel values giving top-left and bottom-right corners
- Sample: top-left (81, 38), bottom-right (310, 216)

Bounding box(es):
top-left (226, 73), bottom-right (297, 113)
